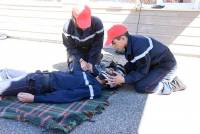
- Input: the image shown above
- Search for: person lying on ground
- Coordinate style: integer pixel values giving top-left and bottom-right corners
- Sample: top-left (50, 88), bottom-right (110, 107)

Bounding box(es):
top-left (0, 59), bottom-right (125, 103)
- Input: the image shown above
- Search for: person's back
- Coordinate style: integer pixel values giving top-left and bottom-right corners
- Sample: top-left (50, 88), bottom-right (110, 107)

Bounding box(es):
top-left (127, 35), bottom-right (176, 70)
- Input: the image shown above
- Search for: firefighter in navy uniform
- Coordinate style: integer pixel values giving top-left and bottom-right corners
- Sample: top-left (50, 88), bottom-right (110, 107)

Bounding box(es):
top-left (62, 5), bottom-right (104, 72)
top-left (104, 24), bottom-right (186, 95)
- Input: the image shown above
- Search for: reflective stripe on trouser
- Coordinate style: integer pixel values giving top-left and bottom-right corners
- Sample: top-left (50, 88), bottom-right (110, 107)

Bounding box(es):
top-left (82, 72), bottom-right (94, 99)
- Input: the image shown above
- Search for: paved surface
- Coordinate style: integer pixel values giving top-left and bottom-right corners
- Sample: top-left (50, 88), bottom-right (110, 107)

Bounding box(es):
top-left (0, 38), bottom-right (200, 134)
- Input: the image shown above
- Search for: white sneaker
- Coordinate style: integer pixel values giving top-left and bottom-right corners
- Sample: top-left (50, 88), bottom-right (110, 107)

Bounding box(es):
top-left (0, 70), bottom-right (9, 81)
top-left (161, 82), bottom-right (173, 95)
top-left (170, 76), bottom-right (186, 92)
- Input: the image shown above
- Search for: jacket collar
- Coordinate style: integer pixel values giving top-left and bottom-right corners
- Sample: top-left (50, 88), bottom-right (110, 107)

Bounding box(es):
top-left (125, 35), bottom-right (134, 61)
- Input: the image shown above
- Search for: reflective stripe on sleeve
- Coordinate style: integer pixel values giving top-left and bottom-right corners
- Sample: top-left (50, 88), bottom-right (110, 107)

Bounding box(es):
top-left (63, 28), bottom-right (104, 42)
top-left (131, 36), bottom-right (153, 63)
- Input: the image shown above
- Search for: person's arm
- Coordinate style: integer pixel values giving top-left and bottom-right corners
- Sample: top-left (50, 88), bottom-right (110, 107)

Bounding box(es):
top-left (33, 90), bottom-right (85, 103)
top-left (88, 18), bottom-right (104, 65)
top-left (17, 90), bottom-right (82, 103)
top-left (34, 84), bottom-right (101, 103)
top-left (62, 21), bottom-right (81, 60)
top-left (124, 54), bottom-right (151, 84)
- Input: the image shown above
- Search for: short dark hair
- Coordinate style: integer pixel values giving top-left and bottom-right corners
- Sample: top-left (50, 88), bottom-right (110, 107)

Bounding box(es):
top-left (114, 32), bottom-right (129, 40)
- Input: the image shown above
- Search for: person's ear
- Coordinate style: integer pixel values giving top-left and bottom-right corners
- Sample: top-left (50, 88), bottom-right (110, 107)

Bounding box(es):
top-left (121, 36), bottom-right (128, 46)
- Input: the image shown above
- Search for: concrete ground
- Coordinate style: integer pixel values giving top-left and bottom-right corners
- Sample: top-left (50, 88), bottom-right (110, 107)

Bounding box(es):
top-left (0, 38), bottom-right (200, 134)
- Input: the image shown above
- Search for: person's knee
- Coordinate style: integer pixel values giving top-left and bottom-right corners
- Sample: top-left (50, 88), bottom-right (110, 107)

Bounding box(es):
top-left (67, 56), bottom-right (81, 72)
top-left (67, 55), bottom-right (78, 63)
top-left (135, 85), bottom-right (147, 93)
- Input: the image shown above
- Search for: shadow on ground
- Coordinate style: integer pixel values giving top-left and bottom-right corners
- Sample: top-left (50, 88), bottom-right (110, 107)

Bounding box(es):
top-left (71, 84), bottom-right (148, 134)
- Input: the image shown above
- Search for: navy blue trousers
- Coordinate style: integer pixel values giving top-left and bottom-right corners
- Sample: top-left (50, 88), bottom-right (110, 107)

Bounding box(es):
top-left (1, 71), bottom-right (102, 103)
top-left (134, 54), bottom-right (176, 93)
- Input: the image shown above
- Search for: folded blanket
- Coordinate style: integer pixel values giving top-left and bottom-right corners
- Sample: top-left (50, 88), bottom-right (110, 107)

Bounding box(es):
top-left (0, 90), bottom-right (112, 133)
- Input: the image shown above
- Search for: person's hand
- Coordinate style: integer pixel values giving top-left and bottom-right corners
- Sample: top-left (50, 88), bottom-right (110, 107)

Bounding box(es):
top-left (17, 92), bottom-right (34, 103)
top-left (80, 58), bottom-right (88, 71)
top-left (106, 71), bottom-right (125, 86)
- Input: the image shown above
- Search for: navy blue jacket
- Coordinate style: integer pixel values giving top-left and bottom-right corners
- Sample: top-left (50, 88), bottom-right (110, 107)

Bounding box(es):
top-left (124, 35), bottom-right (176, 84)
top-left (62, 16), bottom-right (104, 65)
top-left (33, 71), bottom-right (102, 103)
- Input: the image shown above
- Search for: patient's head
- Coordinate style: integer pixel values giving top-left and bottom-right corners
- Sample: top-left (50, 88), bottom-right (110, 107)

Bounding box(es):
top-left (95, 60), bottom-right (126, 88)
